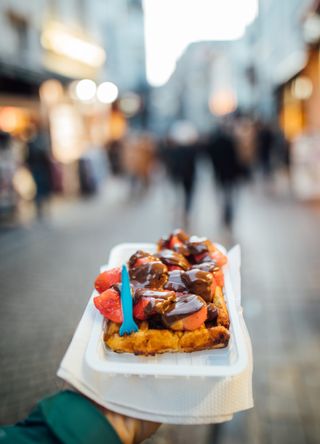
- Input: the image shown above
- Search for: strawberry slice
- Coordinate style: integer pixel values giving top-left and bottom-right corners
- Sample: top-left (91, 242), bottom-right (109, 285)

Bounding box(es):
top-left (210, 250), bottom-right (228, 267)
top-left (167, 265), bottom-right (183, 272)
top-left (181, 305), bottom-right (208, 331)
top-left (94, 268), bottom-right (121, 294)
top-left (169, 235), bottom-right (183, 250)
top-left (193, 252), bottom-right (209, 263)
top-left (93, 288), bottom-right (123, 323)
top-left (210, 276), bottom-right (218, 299)
top-left (134, 257), bottom-right (153, 267)
top-left (213, 268), bottom-right (224, 287)
top-left (133, 297), bottom-right (151, 320)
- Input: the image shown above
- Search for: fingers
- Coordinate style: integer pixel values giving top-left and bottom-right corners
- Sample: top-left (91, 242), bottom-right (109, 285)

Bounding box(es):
top-left (134, 421), bottom-right (161, 444)
top-left (105, 409), bottom-right (160, 444)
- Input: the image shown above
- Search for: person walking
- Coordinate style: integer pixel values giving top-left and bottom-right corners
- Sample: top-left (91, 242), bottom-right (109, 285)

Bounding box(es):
top-left (26, 124), bottom-right (53, 219)
top-left (207, 122), bottom-right (241, 228)
top-left (160, 121), bottom-right (199, 229)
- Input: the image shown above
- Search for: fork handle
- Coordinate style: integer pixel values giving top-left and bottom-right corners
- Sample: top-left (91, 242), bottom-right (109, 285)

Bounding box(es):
top-left (121, 265), bottom-right (134, 319)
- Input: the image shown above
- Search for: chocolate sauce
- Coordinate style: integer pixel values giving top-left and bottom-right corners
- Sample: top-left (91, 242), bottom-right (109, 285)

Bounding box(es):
top-left (128, 250), bottom-right (158, 268)
top-left (111, 283), bottom-right (134, 295)
top-left (157, 249), bottom-right (190, 270)
top-left (129, 261), bottom-right (168, 289)
top-left (134, 289), bottom-right (175, 300)
top-left (164, 270), bottom-right (188, 292)
top-left (207, 303), bottom-right (218, 322)
top-left (148, 314), bottom-right (166, 329)
top-left (205, 303), bottom-right (219, 328)
top-left (157, 235), bottom-right (170, 251)
top-left (181, 269), bottom-right (212, 302)
top-left (134, 290), bottom-right (176, 317)
top-left (173, 229), bottom-right (189, 242)
top-left (191, 261), bottom-right (217, 272)
top-left (162, 294), bottom-right (205, 322)
top-left (186, 236), bottom-right (214, 256)
top-left (162, 230), bottom-right (190, 255)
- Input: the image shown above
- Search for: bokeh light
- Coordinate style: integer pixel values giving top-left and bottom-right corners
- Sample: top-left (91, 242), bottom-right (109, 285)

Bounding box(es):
top-left (209, 90), bottom-right (237, 116)
top-left (39, 79), bottom-right (64, 106)
top-left (119, 93), bottom-right (141, 116)
top-left (75, 79), bottom-right (97, 102)
top-left (291, 76), bottom-right (313, 100)
top-left (12, 167), bottom-right (37, 201)
top-left (96, 82), bottom-right (119, 104)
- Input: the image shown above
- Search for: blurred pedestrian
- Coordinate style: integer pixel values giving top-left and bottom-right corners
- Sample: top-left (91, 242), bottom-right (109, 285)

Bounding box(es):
top-left (107, 101), bottom-right (128, 176)
top-left (234, 116), bottom-right (256, 179)
top-left (121, 132), bottom-right (156, 197)
top-left (26, 123), bottom-right (53, 219)
top-left (0, 131), bottom-right (16, 219)
top-left (108, 139), bottom-right (124, 175)
top-left (256, 121), bottom-right (275, 177)
top-left (160, 121), bottom-right (199, 228)
top-left (207, 121), bottom-right (241, 228)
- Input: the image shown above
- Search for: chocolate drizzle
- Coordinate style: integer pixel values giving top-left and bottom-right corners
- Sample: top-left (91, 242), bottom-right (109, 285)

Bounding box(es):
top-left (164, 270), bottom-right (188, 292)
top-left (207, 303), bottom-right (218, 322)
top-left (162, 294), bottom-right (205, 323)
top-left (173, 229), bottom-right (189, 242)
top-left (134, 288), bottom-right (175, 300)
top-left (181, 269), bottom-right (212, 302)
top-left (134, 289), bottom-right (176, 317)
top-left (130, 261), bottom-right (168, 289)
top-left (157, 249), bottom-right (190, 270)
top-left (191, 261), bottom-right (217, 273)
top-left (128, 250), bottom-right (159, 268)
top-left (186, 236), bottom-right (211, 255)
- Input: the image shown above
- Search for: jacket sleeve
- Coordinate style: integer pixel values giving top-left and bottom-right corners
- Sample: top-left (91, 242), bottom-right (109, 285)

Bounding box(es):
top-left (0, 391), bottom-right (122, 444)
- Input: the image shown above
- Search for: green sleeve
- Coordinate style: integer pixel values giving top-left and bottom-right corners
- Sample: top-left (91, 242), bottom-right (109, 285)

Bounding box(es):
top-left (0, 391), bottom-right (122, 444)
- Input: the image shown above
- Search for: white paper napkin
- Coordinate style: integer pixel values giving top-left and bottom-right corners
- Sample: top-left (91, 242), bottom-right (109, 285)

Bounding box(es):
top-left (57, 246), bottom-right (253, 424)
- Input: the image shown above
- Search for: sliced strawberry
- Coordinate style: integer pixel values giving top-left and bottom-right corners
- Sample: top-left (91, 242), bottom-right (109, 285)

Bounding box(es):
top-left (193, 252), bottom-right (208, 263)
top-left (93, 288), bottom-right (123, 323)
top-left (167, 265), bottom-right (183, 272)
top-left (134, 257), bottom-right (153, 267)
top-left (94, 268), bottom-right (121, 294)
top-left (210, 276), bottom-right (218, 299)
top-left (133, 297), bottom-right (152, 320)
top-left (210, 250), bottom-right (228, 267)
top-left (169, 235), bottom-right (183, 249)
top-left (181, 305), bottom-right (208, 331)
top-left (213, 268), bottom-right (224, 287)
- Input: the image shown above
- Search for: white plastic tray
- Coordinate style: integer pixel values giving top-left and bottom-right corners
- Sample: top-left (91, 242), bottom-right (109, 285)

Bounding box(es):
top-left (85, 243), bottom-right (248, 377)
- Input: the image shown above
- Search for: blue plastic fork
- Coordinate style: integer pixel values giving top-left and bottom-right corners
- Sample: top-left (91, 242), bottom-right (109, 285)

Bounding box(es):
top-left (119, 264), bottom-right (139, 336)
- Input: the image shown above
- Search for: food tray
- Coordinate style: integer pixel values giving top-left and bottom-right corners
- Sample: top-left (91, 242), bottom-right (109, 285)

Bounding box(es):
top-left (85, 243), bottom-right (248, 377)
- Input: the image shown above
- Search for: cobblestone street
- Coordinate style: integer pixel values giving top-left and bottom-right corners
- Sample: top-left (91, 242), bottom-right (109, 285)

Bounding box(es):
top-left (1, 174), bottom-right (320, 444)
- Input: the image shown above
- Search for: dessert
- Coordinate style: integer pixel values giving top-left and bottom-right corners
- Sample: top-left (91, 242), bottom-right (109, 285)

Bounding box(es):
top-left (93, 230), bottom-right (230, 355)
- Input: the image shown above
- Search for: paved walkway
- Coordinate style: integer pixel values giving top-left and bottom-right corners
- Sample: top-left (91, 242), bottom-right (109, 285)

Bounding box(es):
top-left (1, 171), bottom-right (320, 444)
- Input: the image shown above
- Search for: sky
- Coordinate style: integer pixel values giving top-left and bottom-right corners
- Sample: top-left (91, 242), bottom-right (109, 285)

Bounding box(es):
top-left (143, 0), bottom-right (258, 87)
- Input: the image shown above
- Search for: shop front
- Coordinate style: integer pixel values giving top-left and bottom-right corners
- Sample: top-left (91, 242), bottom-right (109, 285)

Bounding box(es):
top-left (279, 6), bottom-right (320, 200)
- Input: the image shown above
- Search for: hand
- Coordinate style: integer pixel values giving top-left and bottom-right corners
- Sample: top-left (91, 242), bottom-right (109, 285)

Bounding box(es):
top-left (63, 383), bottom-right (160, 444)
top-left (104, 408), bottom-right (160, 444)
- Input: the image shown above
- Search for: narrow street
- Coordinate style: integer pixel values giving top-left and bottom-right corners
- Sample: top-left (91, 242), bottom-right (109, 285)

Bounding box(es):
top-left (1, 173), bottom-right (320, 444)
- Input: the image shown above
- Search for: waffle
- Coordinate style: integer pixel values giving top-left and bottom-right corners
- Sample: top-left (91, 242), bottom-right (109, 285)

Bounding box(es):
top-left (95, 229), bottom-right (231, 356)
top-left (104, 321), bottom-right (229, 355)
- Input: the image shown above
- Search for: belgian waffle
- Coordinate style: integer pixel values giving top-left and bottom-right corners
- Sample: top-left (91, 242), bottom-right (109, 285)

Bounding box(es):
top-left (95, 229), bottom-right (231, 356)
